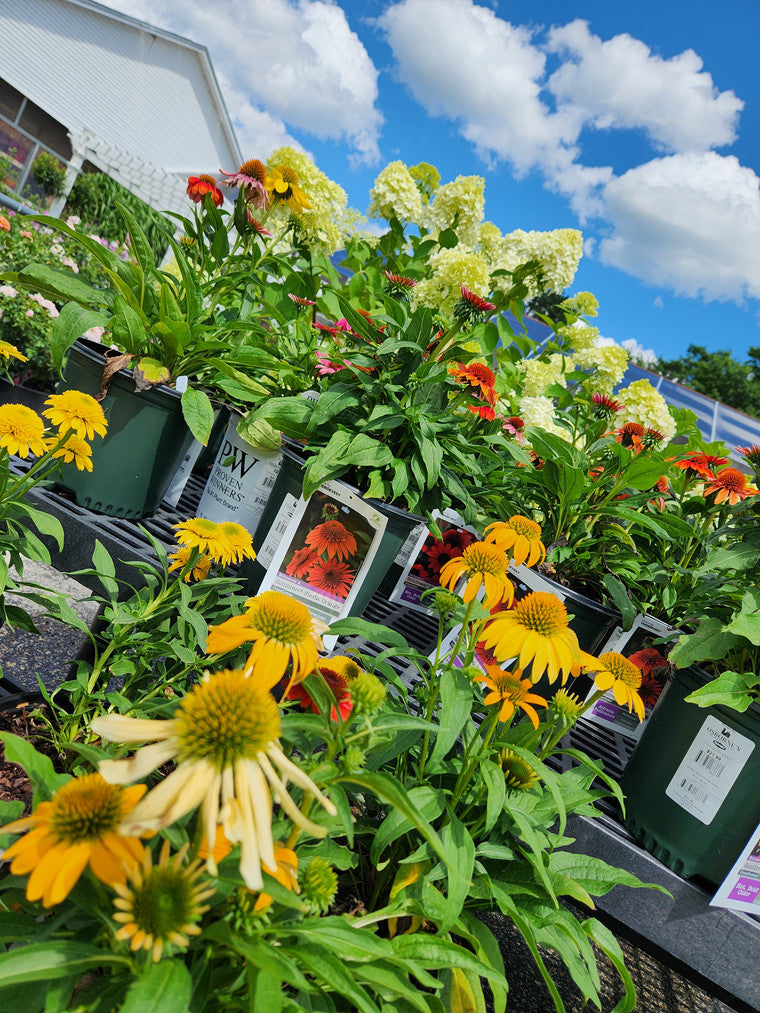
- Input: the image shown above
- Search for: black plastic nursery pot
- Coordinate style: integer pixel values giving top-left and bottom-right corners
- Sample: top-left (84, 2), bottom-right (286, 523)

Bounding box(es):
top-left (54, 340), bottom-right (193, 519)
top-left (621, 664), bottom-right (760, 887)
top-left (0, 376), bottom-right (51, 414)
top-left (237, 442), bottom-right (424, 619)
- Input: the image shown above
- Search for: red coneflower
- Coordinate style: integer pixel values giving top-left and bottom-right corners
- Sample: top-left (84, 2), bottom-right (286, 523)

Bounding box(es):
top-left (422, 539), bottom-right (460, 575)
top-left (304, 520), bottom-right (358, 561)
top-left (288, 294), bottom-right (316, 308)
top-left (704, 467), bottom-right (760, 505)
top-left (638, 673), bottom-right (665, 710)
top-left (454, 286), bottom-right (496, 319)
top-left (643, 427), bottom-right (665, 449)
top-left (614, 422), bottom-right (645, 451)
top-left (186, 174), bottom-right (223, 208)
top-left (306, 559), bottom-right (355, 598)
top-left (442, 528), bottom-right (476, 552)
top-left (449, 362), bottom-right (497, 406)
top-left (591, 392), bottom-right (623, 416)
top-left (285, 661), bottom-right (354, 721)
top-left (628, 647), bottom-right (669, 678)
top-left (384, 271), bottom-right (417, 295)
top-left (468, 404), bottom-right (496, 420)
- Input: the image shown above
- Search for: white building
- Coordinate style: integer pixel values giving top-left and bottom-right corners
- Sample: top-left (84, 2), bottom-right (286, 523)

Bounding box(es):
top-left (0, 0), bottom-right (241, 214)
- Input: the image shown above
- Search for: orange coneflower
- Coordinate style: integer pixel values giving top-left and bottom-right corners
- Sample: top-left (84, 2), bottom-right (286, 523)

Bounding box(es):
top-left (737, 444), bottom-right (760, 468)
top-left (704, 467), bottom-right (759, 505)
top-left (588, 651), bottom-right (646, 721)
top-left (304, 520), bottom-right (357, 561)
top-left (286, 657), bottom-right (357, 721)
top-left (186, 174), bottom-right (224, 208)
top-left (286, 544), bottom-right (321, 579)
top-left (306, 558), bottom-right (355, 598)
top-left (468, 404), bottom-right (496, 420)
top-left (474, 665), bottom-right (548, 728)
top-left (448, 362), bottom-right (497, 406)
top-left (614, 422), bottom-right (645, 452)
top-left (669, 451), bottom-right (728, 479)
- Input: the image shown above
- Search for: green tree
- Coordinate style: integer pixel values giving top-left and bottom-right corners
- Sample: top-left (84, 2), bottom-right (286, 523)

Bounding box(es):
top-left (658, 343), bottom-right (760, 417)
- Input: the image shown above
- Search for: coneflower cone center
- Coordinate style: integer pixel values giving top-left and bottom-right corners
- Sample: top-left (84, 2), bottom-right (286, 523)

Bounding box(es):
top-left (247, 593), bottom-right (313, 645)
top-left (464, 544), bottom-right (507, 575)
top-left (515, 592), bottom-right (568, 636)
top-left (130, 867), bottom-right (195, 937)
top-left (239, 159), bottom-right (266, 182)
top-left (175, 671), bottom-right (281, 768)
top-left (467, 363), bottom-right (495, 384)
top-left (599, 652), bottom-right (641, 688)
top-left (508, 515), bottom-right (542, 538)
top-left (718, 469), bottom-right (746, 490)
top-left (51, 776), bottom-right (122, 842)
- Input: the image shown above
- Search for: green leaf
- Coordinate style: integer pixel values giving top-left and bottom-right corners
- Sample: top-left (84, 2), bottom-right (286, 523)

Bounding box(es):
top-left (389, 936), bottom-right (507, 987)
top-left (290, 917), bottom-right (393, 962)
top-left (337, 771), bottom-right (448, 868)
top-left (548, 851), bottom-right (662, 897)
top-left (91, 539), bottom-right (119, 599)
top-left (670, 618), bottom-right (740, 668)
top-left (111, 296), bottom-right (148, 353)
top-left (685, 671), bottom-right (759, 712)
top-left (116, 202), bottom-right (159, 276)
top-left (0, 942), bottom-right (129, 987)
top-left (327, 617), bottom-right (409, 651)
top-left (370, 786), bottom-right (445, 865)
top-left (24, 505), bottom-right (65, 552)
top-left (524, 428), bottom-right (581, 469)
top-left (294, 944), bottom-right (379, 1013)
top-left (582, 919), bottom-right (637, 1013)
top-left (0, 732), bottom-right (69, 804)
top-left (9, 263), bottom-right (111, 310)
top-left (427, 667), bottom-right (472, 768)
top-left (440, 967), bottom-right (484, 1013)
top-left (440, 813), bottom-right (475, 933)
top-left (120, 959), bottom-right (192, 1013)
top-left (601, 575), bottom-right (636, 630)
top-left (50, 303), bottom-right (110, 373)
top-left (181, 387), bottom-right (214, 444)
top-left (481, 759), bottom-right (507, 834)
top-left (726, 591), bottom-right (760, 645)
top-left (135, 357), bottom-right (171, 385)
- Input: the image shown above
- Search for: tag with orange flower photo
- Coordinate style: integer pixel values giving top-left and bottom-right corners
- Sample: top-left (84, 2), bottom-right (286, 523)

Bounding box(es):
top-left (257, 481), bottom-right (387, 644)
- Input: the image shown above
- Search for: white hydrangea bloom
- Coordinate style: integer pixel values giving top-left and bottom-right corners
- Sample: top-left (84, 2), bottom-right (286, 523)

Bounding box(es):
top-left (410, 245), bottom-right (490, 316)
top-left (519, 395), bottom-right (573, 442)
top-left (562, 291), bottom-right (599, 318)
top-left (616, 379), bottom-right (676, 442)
top-left (573, 339), bottom-right (629, 393)
top-left (563, 323), bottom-right (600, 353)
top-left (422, 175), bottom-right (485, 247)
top-left (492, 228), bottom-right (583, 298)
top-left (476, 222), bottom-right (504, 263)
top-left (519, 354), bottom-right (573, 398)
top-left (368, 160), bottom-right (424, 226)
top-left (266, 147), bottom-right (355, 255)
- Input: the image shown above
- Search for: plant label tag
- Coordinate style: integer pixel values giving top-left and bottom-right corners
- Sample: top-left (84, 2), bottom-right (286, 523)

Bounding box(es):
top-left (665, 716), bottom-right (755, 825)
top-left (256, 493), bottom-right (300, 570)
top-left (197, 417), bottom-right (283, 537)
top-left (711, 819), bottom-right (760, 912)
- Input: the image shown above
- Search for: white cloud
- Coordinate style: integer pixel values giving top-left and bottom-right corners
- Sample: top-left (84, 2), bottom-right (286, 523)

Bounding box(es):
top-left (377, 0), bottom-right (611, 216)
top-left (620, 338), bottom-right (658, 367)
top-left (99, 0), bottom-right (382, 162)
top-left (546, 20), bottom-right (743, 153)
top-left (599, 152), bottom-right (760, 301)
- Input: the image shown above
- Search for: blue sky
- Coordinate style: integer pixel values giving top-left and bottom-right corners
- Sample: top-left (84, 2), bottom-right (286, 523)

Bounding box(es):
top-left (104, 0), bottom-right (760, 364)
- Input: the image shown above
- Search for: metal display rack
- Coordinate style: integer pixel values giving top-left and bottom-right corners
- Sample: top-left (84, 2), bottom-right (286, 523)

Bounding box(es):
top-left (17, 476), bottom-right (760, 1013)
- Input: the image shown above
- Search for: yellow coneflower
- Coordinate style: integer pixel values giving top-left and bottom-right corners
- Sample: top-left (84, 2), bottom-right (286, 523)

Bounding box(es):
top-left (0, 339), bottom-right (27, 362)
top-left (173, 517), bottom-right (255, 568)
top-left (0, 404), bottom-right (47, 458)
top-left (168, 545), bottom-right (213, 583)
top-left (50, 432), bottom-right (93, 471)
top-left (438, 541), bottom-right (514, 609)
top-left (112, 840), bottom-right (214, 962)
top-left (474, 665), bottom-right (547, 727)
top-left (0, 773), bottom-right (146, 907)
top-left (91, 668), bottom-right (337, 891)
top-left (205, 591), bottom-right (326, 689)
top-left (590, 651), bottom-right (646, 721)
top-left (266, 165), bottom-right (312, 212)
top-left (43, 390), bottom-right (107, 440)
top-left (484, 515), bottom-right (546, 568)
top-left (479, 591), bottom-right (592, 685)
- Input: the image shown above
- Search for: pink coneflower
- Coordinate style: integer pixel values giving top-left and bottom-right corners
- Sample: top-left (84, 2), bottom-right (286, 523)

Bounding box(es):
top-left (288, 294), bottom-right (316, 308)
top-left (219, 159), bottom-right (268, 207)
top-left (245, 209), bottom-right (271, 236)
top-left (315, 351), bottom-right (342, 375)
top-left (737, 444), bottom-right (760, 468)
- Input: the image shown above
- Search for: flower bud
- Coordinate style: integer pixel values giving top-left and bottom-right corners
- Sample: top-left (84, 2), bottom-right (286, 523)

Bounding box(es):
top-left (301, 858), bottom-right (337, 914)
top-left (349, 671), bottom-right (386, 716)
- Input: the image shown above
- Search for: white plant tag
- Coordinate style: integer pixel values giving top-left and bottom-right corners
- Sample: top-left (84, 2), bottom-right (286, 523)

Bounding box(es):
top-left (256, 493), bottom-right (300, 569)
top-left (665, 715), bottom-right (755, 825)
